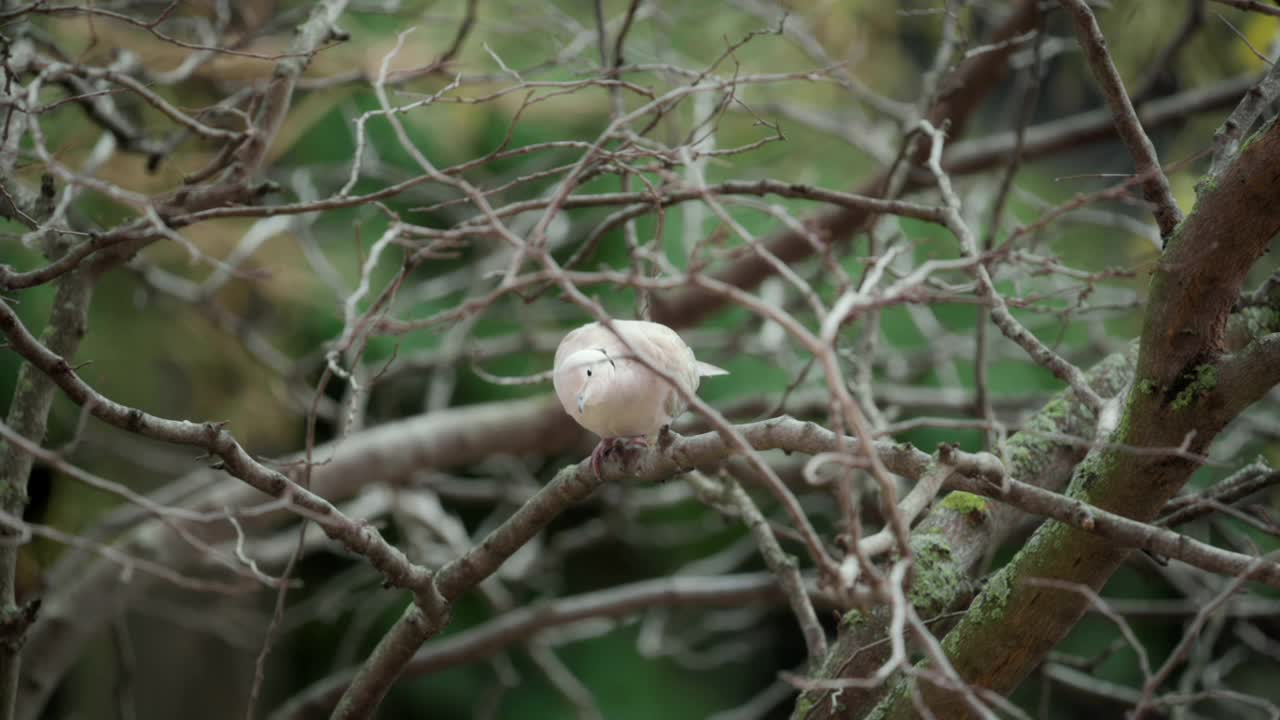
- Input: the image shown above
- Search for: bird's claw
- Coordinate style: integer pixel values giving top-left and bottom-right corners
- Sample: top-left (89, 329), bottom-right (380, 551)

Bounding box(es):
top-left (590, 437), bottom-right (648, 480)
top-left (657, 425), bottom-right (676, 452)
top-left (590, 439), bottom-right (614, 481)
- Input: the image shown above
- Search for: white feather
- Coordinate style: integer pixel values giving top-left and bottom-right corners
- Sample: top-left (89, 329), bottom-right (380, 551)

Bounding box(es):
top-left (553, 319), bottom-right (728, 440)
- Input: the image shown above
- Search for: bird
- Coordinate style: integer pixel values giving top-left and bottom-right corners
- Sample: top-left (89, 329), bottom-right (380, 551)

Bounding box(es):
top-left (553, 319), bottom-right (728, 478)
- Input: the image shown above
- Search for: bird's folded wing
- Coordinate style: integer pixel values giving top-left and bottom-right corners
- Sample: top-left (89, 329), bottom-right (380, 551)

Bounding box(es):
top-left (619, 322), bottom-right (700, 392)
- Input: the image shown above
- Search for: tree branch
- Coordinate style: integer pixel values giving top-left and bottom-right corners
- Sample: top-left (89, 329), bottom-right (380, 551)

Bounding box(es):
top-left (329, 418), bottom-right (933, 719)
top-left (1058, 0), bottom-right (1184, 240)
top-left (0, 269), bottom-right (92, 720)
top-left (943, 449), bottom-right (1280, 588)
top-left (19, 395), bottom-right (582, 720)
top-left (0, 297), bottom-right (439, 597)
top-left (1208, 39), bottom-right (1280, 177)
top-left (649, 0), bottom-right (1042, 328)
top-left (795, 349), bottom-right (1136, 719)
top-left (724, 475), bottom-right (828, 665)
top-left (274, 572), bottom-right (830, 719)
top-left (871, 99), bottom-right (1280, 720)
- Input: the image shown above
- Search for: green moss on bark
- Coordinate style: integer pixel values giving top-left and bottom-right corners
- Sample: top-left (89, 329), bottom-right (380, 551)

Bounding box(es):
top-left (1003, 392), bottom-right (1069, 482)
top-left (1240, 306), bottom-right (1280, 337)
top-left (1171, 364), bottom-right (1218, 410)
top-left (792, 692), bottom-right (816, 718)
top-left (907, 533), bottom-right (964, 614)
top-left (939, 491), bottom-right (988, 516)
top-left (841, 609), bottom-right (867, 632)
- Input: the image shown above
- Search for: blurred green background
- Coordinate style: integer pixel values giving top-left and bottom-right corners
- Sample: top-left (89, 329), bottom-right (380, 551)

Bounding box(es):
top-left (5, 1), bottom-right (1278, 718)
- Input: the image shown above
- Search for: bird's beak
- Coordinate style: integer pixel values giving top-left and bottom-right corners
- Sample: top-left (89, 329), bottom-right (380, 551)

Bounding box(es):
top-left (576, 394), bottom-right (585, 414)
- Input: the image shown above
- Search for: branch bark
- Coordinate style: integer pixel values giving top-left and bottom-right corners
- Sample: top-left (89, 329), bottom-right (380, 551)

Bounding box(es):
top-left (18, 395), bottom-right (582, 720)
top-left (1057, 0), bottom-right (1183, 240)
top-left (871, 114), bottom-right (1280, 719)
top-left (0, 268), bottom-right (92, 720)
top-left (327, 419), bottom-right (934, 719)
top-left (274, 572), bottom-right (828, 720)
top-left (795, 349), bottom-right (1135, 719)
top-left (648, 0), bottom-right (1041, 328)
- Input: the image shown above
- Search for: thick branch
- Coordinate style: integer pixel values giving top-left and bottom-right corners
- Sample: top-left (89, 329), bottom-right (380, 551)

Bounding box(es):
top-left (1208, 48), bottom-right (1280, 177)
top-left (873, 105), bottom-right (1280, 720)
top-left (795, 349), bottom-right (1135, 719)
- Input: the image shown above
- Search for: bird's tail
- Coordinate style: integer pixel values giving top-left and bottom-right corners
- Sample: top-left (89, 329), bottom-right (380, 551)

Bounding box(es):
top-left (696, 361), bottom-right (729, 377)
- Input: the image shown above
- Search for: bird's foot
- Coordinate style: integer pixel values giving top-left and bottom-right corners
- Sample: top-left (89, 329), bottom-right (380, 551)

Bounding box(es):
top-left (590, 437), bottom-right (648, 480)
top-left (590, 438), bottom-right (616, 480)
top-left (657, 425), bottom-right (676, 452)
top-left (620, 436), bottom-right (649, 452)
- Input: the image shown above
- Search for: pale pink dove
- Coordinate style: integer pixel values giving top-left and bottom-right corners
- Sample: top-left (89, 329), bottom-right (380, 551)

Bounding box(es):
top-left (553, 319), bottom-right (728, 477)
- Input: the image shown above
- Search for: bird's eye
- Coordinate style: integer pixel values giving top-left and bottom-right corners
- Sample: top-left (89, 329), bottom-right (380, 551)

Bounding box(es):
top-left (586, 370), bottom-right (592, 377)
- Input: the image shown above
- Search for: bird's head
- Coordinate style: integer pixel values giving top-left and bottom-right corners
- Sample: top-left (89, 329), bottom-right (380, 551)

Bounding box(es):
top-left (557, 347), bottom-right (616, 416)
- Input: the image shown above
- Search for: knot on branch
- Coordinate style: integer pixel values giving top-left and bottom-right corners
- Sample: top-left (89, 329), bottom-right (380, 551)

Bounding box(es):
top-left (411, 582), bottom-right (451, 629)
top-left (203, 419), bottom-right (230, 442)
top-left (0, 599), bottom-right (40, 653)
top-left (938, 443), bottom-right (1005, 485)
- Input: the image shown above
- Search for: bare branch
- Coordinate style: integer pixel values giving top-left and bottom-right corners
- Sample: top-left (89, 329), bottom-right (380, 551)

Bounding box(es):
top-left (1058, 0), bottom-right (1184, 240)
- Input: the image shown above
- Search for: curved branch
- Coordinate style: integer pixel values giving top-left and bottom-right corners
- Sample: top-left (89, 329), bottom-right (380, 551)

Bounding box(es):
top-left (329, 418), bottom-right (932, 719)
top-left (20, 393), bottom-right (582, 720)
top-left (944, 451), bottom-right (1280, 588)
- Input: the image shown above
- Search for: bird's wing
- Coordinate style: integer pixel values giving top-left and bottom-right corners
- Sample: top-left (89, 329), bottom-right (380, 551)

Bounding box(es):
top-left (616, 321), bottom-right (698, 389)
